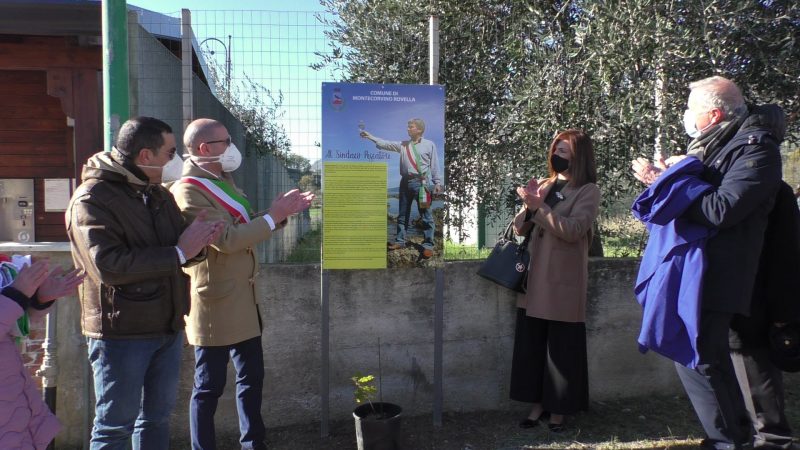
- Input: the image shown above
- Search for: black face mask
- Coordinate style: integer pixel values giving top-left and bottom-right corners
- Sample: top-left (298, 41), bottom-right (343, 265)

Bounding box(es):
top-left (550, 153), bottom-right (570, 174)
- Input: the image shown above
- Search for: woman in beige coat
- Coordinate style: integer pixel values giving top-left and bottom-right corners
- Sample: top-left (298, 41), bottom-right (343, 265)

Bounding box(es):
top-left (510, 129), bottom-right (600, 432)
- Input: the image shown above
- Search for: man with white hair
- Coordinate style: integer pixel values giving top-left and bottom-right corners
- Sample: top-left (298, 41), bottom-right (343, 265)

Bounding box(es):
top-left (633, 76), bottom-right (786, 449)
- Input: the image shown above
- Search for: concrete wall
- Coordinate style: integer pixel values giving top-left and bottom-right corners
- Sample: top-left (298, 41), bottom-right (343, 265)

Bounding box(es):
top-left (0, 244), bottom-right (681, 449)
top-left (128, 20), bottom-right (185, 142)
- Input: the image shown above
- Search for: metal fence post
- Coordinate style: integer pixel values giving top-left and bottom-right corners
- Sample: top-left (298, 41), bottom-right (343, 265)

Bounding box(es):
top-left (181, 9), bottom-right (193, 130)
top-left (429, 14), bottom-right (444, 428)
top-left (320, 269), bottom-right (330, 437)
top-left (429, 16), bottom-right (439, 85)
top-left (102, 0), bottom-right (130, 151)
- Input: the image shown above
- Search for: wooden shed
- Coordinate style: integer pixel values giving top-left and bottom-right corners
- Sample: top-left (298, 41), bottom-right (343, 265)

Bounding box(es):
top-left (0, 1), bottom-right (102, 242)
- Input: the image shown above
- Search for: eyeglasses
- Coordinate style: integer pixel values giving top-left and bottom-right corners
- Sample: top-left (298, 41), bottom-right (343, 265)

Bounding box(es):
top-left (155, 148), bottom-right (177, 159)
top-left (205, 136), bottom-right (232, 146)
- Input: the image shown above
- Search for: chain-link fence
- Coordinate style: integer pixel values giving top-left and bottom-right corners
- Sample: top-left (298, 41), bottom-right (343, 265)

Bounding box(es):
top-left (133, 6), bottom-right (795, 264)
top-left (129, 6), bottom-right (641, 262)
top-left (189, 9), bottom-right (333, 263)
top-left (128, 7), bottom-right (332, 263)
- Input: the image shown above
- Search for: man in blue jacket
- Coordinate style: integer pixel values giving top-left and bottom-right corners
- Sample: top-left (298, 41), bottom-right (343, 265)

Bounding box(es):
top-left (632, 76), bottom-right (784, 450)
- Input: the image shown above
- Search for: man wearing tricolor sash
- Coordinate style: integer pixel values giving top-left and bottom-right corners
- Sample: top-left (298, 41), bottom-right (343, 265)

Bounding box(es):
top-left (360, 118), bottom-right (443, 259)
top-left (170, 118), bottom-right (313, 450)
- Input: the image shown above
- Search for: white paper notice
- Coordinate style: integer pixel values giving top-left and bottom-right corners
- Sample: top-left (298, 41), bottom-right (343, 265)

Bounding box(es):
top-left (44, 178), bottom-right (72, 212)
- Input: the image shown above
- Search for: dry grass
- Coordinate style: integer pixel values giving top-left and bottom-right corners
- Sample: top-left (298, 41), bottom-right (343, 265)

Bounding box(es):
top-left (206, 372), bottom-right (800, 449)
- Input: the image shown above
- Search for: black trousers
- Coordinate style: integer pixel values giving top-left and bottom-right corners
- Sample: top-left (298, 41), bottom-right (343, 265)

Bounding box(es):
top-left (509, 308), bottom-right (588, 414)
top-left (731, 347), bottom-right (795, 449)
top-left (675, 310), bottom-right (753, 449)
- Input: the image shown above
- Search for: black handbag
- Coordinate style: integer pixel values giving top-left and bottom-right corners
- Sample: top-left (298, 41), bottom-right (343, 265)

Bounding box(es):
top-left (768, 323), bottom-right (800, 373)
top-left (477, 219), bottom-right (532, 293)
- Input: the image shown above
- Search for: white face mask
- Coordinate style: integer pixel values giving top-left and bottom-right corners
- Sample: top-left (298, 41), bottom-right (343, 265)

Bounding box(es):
top-left (139, 152), bottom-right (183, 183)
top-left (683, 109), bottom-right (713, 138)
top-left (160, 153), bottom-right (184, 182)
top-left (191, 143), bottom-right (242, 173)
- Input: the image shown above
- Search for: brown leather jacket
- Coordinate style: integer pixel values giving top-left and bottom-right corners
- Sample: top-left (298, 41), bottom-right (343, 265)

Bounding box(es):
top-left (66, 150), bottom-right (192, 339)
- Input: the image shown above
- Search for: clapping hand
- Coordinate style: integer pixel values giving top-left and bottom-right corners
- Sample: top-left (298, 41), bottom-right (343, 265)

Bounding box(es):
top-left (37, 266), bottom-right (86, 303)
top-left (516, 177), bottom-right (545, 210)
top-left (178, 209), bottom-right (226, 259)
top-left (10, 260), bottom-right (50, 298)
top-left (631, 157), bottom-right (667, 186)
top-left (268, 189), bottom-right (315, 224)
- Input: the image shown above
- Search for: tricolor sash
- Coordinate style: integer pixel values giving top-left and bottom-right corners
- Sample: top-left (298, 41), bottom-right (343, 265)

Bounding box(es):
top-left (403, 142), bottom-right (422, 177)
top-left (404, 142), bottom-right (431, 209)
top-left (404, 141), bottom-right (430, 182)
top-left (180, 176), bottom-right (252, 224)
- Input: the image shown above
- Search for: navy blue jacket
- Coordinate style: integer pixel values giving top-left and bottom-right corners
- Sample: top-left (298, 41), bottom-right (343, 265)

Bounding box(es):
top-left (685, 105), bottom-right (785, 315)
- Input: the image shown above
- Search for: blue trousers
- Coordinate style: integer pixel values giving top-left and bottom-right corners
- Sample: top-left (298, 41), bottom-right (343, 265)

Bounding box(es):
top-left (87, 331), bottom-right (184, 450)
top-left (190, 336), bottom-right (266, 450)
top-left (395, 176), bottom-right (434, 249)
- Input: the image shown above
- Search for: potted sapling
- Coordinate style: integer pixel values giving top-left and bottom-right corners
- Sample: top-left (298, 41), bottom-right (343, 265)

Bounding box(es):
top-left (351, 343), bottom-right (402, 450)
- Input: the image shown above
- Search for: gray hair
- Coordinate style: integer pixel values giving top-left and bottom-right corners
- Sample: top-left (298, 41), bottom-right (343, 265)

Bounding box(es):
top-left (689, 76), bottom-right (747, 118)
top-left (408, 118), bottom-right (426, 133)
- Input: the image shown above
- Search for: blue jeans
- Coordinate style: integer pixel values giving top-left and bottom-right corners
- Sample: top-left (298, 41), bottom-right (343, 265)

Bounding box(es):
top-left (87, 331), bottom-right (184, 450)
top-left (395, 176), bottom-right (434, 249)
top-left (190, 336), bottom-right (266, 450)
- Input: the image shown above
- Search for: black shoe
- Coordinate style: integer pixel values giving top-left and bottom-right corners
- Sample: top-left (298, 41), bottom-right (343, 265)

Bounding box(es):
top-left (519, 418), bottom-right (540, 429)
top-left (519, 411), bottom-right (546, 429)
top-left (548, 422), bottom-right (565, 433)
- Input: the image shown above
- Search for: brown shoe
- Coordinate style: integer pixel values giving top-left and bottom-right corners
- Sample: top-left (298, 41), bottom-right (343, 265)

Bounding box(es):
top-left (422, 249), bottom-right (434, 258)
top-left (388, 242), bottom-right (404, 250)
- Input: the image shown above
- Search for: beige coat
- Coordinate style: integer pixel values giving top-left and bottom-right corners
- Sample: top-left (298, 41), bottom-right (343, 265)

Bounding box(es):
top-left (514, 180), bottom-right (600, 323)
top-left (170, 163), bottom-right (274, 346)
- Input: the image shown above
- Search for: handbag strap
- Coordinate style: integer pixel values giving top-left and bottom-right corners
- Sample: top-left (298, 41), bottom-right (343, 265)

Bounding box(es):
top-left (502, 217), bottom-right (534, 247)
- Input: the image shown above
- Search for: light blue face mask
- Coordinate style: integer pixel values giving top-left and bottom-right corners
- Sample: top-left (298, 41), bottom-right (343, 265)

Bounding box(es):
top-left (683, 109), bottom-right (714, 138)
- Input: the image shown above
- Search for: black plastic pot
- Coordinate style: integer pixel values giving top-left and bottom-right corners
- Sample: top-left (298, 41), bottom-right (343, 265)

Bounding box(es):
top-left (353, 402), bottom-right (402, 450)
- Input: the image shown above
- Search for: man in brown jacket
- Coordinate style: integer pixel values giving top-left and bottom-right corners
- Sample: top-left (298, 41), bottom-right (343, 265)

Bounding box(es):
top-left (66, 116), bottom-right (223, 450)
top-left (170, 118), bottom-right (313, 450)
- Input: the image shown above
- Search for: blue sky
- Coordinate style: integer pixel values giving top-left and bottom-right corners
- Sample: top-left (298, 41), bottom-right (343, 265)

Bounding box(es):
top-left (128, 0), bottom-right (333, 163)
top-left (129, 0), bottom-right (325, 16)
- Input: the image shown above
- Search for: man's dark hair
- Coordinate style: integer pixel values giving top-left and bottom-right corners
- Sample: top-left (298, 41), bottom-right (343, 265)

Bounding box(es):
top-left (115, 116), bottom-right (173, 159)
